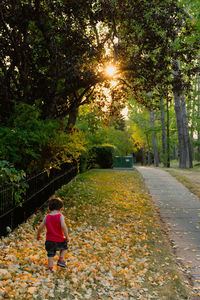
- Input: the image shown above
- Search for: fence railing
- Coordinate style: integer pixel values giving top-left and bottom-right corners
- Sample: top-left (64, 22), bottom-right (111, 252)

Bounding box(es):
top-left (0, 161), bottom-right (77, 237)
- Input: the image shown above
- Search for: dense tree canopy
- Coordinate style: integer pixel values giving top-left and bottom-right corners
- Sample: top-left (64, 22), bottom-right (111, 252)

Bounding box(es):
top-left (0, 0), bottom-right (199, 172)
top-left (1, 0), bottom-right (198, 120)
top-left (0, 0), bottom-right (109, 122)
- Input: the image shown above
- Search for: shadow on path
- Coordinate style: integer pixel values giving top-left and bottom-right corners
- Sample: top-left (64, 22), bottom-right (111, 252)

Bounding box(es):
top-left (136, 166), bottom-right (200, 292)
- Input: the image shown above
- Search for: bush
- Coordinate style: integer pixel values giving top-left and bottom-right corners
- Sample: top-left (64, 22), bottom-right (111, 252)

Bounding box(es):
top-left (0, 103), bottom-right (59, 173)
top-left (0, 160), bottom-right (28, 206)
top-left (88, 145), bottom-right (114, 169)
top-left (0, 103), bottom-right (87, 174)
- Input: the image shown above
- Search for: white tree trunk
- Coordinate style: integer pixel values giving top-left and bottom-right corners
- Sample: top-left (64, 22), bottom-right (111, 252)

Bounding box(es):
top-left (198, 77), bottom-right (200, 160)
top-left (160, 98), bottom-right (167, 166)
top-left (181, 94), bottom-right (193, 168)
top-left (172, 60), bottom-right (193, 168)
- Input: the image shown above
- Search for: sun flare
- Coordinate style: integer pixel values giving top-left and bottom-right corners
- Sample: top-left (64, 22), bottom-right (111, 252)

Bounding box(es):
top-left (105, 65), bottom-right (116, 77)
top-left (110, 80), bottom-right (117, 87)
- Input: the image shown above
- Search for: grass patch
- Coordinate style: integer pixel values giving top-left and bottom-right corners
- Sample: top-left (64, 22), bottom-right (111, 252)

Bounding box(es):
top-left (165, 169), bottom-right (200, 200)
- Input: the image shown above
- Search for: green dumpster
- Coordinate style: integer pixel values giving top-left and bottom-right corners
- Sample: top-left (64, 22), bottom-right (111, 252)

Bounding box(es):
top-left (114, 156), bottom-right (133, 169)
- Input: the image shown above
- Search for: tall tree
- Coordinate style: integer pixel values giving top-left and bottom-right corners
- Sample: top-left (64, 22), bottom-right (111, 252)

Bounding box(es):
top-left (150, 111), bottom-right (159, 167)
top-left (172, 60), bottom-right (193, 167)
top-left (0, 0), bottom-right (109, 123)
top-left (105, 0), bottom-right (199, 167)
top-left (160, 97), bottom-right (167, 167)
top-left (197, 76), bottom-right (200, 160)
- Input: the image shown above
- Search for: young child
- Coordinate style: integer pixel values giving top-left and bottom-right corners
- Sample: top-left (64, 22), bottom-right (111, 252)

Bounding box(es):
top-left (37, 196), bottom-right (69, 271)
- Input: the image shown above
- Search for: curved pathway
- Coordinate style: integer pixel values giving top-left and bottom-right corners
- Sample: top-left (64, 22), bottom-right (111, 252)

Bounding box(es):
top-left (136, 166), bottom-right (200, 292)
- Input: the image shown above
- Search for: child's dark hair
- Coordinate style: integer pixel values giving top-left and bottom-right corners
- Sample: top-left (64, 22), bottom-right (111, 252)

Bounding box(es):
top-left (48, 197), bottom-right (63, 211)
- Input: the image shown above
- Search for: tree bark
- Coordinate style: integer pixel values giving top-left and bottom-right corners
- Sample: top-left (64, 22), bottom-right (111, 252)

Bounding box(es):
top-left (142, 144), bottom-right (146, 166)
top-left (189, 88), bottom-right (195, 159)
top-left (166, 95), bottom-right (170, 167)
top-left (146, 134), bottom-right (151, 166)
top-left (150, 111), bottom-right (159, 167)
top-left (172, 60), bottom-right (193, 168)
top-left (160, 98), bottom-right (167, 167)
top-left (66, 107), bottom-right (79, 132)
top-left (198, 76), bottom-right (200, 161)
top-left (173, 91), bottom-right (186, 167)
top-left (181, 94), bottom-right (193, 168)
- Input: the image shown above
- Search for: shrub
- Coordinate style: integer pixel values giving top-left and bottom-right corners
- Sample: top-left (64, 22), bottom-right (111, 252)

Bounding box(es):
top-left (88, 145), bottom-right (115, 169)
top-left (0, 160), bottom-right (28, 206)
top-left (0, 103), bottom-right (87, 174)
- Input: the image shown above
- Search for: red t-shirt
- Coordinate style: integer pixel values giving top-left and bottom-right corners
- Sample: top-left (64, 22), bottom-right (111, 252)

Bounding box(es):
top-left (46, 213), bottom-right (65, 242)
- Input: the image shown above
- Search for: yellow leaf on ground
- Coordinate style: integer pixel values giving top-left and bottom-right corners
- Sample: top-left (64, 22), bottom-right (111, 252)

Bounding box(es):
top-left (28, 287), bottom-right (36, 294)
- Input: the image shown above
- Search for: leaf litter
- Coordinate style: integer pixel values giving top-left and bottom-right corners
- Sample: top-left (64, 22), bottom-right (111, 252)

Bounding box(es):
top-left (0, 169), bottom-right (195, 299)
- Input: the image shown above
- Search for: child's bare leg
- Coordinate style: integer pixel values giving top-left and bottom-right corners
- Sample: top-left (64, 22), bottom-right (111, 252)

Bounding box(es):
top-left (59, 249), bottom-right (67, 260)
top-left (48, 257), bottom-right (54, 269)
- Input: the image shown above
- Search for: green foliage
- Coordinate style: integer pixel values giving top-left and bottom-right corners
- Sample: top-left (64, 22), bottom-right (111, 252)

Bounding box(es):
top-left (0, 160), bottom-right (28, 206)
top-left (0, 103), bottom-right (87, 173)
top-left (78, 151), bottom-right (88, 174)
top-left (77, 104), bottom-right (135, 157)
top-left (0, 0), bottom-right (199, 173)
top-left (111, 0), bottom-right (199, 109)
top-left (88, 145), bottom-right (115, 169)
top-left (48, 129), bottom-right (87, 170)
top-left (0, 0), bottom-right (108, 122)
top-left (103, 127), bottom-right (134, 156)
top-left (0, 103), bottom-right (58, 172)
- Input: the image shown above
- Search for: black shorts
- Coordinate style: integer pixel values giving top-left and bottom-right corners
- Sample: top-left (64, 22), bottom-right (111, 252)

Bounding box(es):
top-left (45, 240), bottom-right (68, 257)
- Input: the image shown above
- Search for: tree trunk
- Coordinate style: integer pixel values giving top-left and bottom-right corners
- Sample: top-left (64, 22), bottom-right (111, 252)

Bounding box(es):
top-left (198, 76), bottom-right (200, 161)
top-left (190, 88), bottom-right (195, 159)
top-left (150, 111), bottom-right (159, 167)
top-left (172, 60), bottom-right (193, 168)
top-left (181, 94), bottom-right (193, 168)
top-left (160, 98), bottom-right (167, 166)
top-left (66, 107), bottom-right (79, 132)
top-left (166, 95), bottom-right (170, 167)
top-left (146, 134), bottom-right (151, 166)
top-left (142, 144), bottom-right (146, 166)
top-left (173, 91), bottom-right (186, 167)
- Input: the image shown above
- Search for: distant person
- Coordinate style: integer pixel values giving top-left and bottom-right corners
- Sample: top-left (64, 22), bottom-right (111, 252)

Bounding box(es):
top-left (37, 196), bottom-right (69, 271)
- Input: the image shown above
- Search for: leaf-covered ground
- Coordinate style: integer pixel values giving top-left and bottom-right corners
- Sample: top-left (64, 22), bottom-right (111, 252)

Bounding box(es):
top-left (0, 169), bottom-right (194, 299)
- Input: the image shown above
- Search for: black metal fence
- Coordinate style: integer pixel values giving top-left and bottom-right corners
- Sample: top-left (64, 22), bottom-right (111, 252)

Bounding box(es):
top-left (0, 161), bottom-right (77, 237)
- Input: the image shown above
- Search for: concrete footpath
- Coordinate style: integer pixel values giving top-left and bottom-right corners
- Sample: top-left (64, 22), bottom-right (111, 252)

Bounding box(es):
top-left (136, 166), bottom-right (200, 291)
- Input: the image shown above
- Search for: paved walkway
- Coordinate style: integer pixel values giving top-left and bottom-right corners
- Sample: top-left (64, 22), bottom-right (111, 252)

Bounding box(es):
top-left (136, 166), bottom-right (200, 291)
